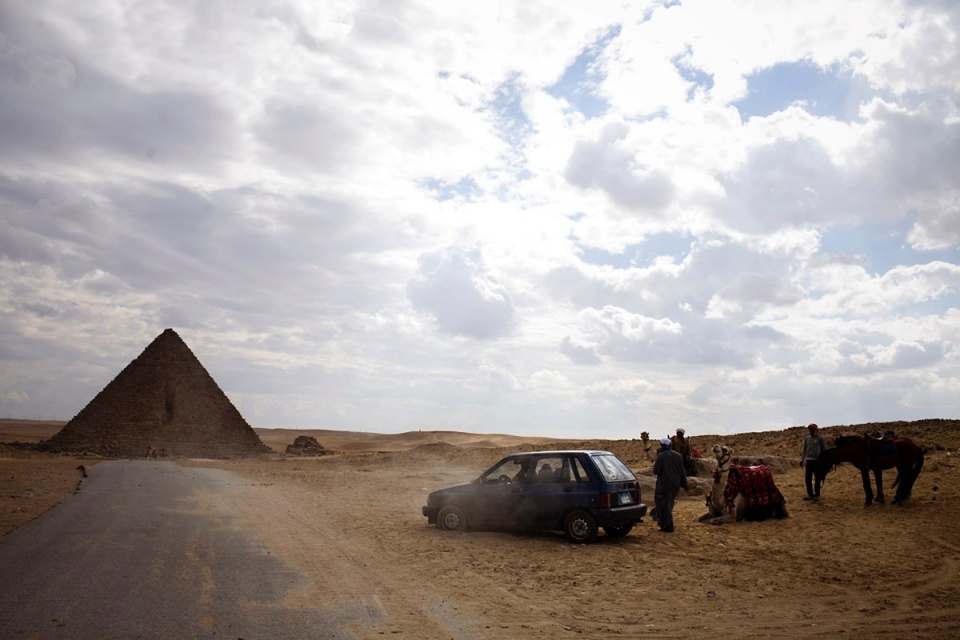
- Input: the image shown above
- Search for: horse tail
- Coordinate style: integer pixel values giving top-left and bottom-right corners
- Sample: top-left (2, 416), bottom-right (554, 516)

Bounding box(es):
top-left (897, 446), bottom-right (925, 500)
top-left (910, 448), bottom-right (925, 486)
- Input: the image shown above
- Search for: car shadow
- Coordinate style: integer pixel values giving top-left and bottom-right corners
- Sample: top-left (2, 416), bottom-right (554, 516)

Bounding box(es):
top-left (421, 523), bottom-right (647, 546)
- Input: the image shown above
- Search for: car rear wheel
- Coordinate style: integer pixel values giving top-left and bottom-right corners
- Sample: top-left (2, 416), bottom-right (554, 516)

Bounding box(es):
top-left (602, 524), bottom-right (634, 538)
top-left (563, 509), bottom-right (598, 543)
top-left (437, 505), bottom-right (467, 532)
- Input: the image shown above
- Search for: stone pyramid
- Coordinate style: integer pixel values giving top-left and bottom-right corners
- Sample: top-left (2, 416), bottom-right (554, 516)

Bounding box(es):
top-left (45, 328), bottom-right (271, 458)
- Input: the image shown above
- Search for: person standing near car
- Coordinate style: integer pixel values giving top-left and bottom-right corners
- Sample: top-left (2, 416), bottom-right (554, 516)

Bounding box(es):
top-left (652, 436), bottom-right (688, 533)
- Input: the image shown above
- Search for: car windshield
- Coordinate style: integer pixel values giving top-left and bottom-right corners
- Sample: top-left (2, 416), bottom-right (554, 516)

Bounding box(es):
top-left (591, 454), bottom-right (636, 482)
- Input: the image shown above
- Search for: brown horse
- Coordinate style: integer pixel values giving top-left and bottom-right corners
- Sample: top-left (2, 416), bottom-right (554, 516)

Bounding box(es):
top-left (814, 434), bottom-right (924, 506)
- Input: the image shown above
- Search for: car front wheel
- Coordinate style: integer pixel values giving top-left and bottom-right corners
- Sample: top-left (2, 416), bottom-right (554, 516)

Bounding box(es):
top-left (603, 524), bottom-right (634, 538)
top-left (437, 505), bottom-right (468, 532)
top-left (563, 509), bottom-right (598, 543)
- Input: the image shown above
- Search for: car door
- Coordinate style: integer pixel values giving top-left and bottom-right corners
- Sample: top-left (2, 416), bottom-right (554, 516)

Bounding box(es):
top-left (554, 454), bottom-right (602, 524)
top-left (521, 454), bottom-right (595, 530)
top-left (471, 457), bottom-right (530, 529)
top-left (515, 455), bottom-right (561, 528)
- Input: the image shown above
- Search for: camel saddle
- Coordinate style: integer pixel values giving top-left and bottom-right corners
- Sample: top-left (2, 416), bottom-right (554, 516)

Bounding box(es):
top-left (723, 465), bottom-right (786, 514)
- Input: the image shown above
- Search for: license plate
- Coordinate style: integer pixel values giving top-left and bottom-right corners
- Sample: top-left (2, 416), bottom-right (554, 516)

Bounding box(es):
top-left (618, 491), bottom-right (634, 505)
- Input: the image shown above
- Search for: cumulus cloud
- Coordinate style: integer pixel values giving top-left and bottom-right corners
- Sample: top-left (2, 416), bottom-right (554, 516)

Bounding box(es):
top-left (853, 1), bottom-right (960, 95)
top-left (881, 340), bottom-right (950, 369)
top-left (472, 362), bottom-right (522, 392)
top-left (407, 247), bottom-right (516, 339)
top-left (0, 47), bottom-right (237, 174)
top-left (583, 377), bottom-right (655, 400)
top-left (580, 305), bottom-right (698, 364)
top-left (796, 260), bottom-right (960, 317)
top-left (564, 123), bottom-right (675, 214)
top-left (254, 98), bottom-right (361, 174)
top-left (559, 336), bottom-right (601, 365)
top-left (907, 195), bottom-right (960, 250)
top-left (706, 272), bottom-right (802, 319)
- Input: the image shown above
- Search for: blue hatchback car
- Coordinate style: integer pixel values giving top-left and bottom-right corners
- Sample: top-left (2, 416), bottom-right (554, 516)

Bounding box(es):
top-left (422, 450), bottom-right (647, 543)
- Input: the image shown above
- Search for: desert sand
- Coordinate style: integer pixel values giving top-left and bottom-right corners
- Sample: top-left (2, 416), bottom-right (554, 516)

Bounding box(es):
top-left (2, 418), bottom-right (959, 638)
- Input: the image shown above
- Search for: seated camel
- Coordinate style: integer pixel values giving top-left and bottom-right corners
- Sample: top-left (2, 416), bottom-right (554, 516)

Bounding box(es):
top-left (699, 445), bottom-right (789, 525)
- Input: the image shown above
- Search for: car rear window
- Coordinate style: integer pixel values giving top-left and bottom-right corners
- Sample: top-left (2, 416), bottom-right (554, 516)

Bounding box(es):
top-left (591, 454), bottom-right (636, 482)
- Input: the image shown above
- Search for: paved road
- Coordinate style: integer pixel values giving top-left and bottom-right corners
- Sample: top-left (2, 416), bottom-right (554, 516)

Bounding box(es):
top-left (0, 460), bottom-right (379, 639)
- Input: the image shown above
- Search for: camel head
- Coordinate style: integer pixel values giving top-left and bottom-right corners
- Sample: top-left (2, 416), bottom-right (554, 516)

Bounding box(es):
top-left (713, 444), bottom-right (732, 469)
top-left (640, 431), bottom-right (649, 443)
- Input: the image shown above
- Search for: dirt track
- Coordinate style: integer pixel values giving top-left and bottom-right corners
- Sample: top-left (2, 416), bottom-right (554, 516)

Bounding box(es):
top-left (3, 420), bottom-right (960, 638)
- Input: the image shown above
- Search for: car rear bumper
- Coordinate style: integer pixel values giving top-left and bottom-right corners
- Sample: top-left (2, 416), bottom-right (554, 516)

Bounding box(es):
top-left (593, 503), bottom-right (647, 527)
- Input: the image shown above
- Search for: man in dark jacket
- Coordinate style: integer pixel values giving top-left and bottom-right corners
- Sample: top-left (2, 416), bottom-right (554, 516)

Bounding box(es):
top-left (652, 437), bottom-right (688, 533)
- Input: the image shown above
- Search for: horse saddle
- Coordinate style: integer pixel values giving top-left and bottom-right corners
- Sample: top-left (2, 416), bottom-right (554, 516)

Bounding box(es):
top-left (866, 437), bottom-right (898, 464)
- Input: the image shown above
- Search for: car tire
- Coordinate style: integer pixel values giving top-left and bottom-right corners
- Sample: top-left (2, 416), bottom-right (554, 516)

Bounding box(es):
top-left (602, 524), bottom-right (634, 538)
top-left (563, 509), bottom-right (598, 543)
top-left (437, 505), bottom-right (468, 532)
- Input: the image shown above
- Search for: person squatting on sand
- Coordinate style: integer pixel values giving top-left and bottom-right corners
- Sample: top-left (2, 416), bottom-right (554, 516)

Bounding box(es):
top-left (801, 423), bottom-right (827, 501)
top-left (652, 436), bottom-right (689, 533)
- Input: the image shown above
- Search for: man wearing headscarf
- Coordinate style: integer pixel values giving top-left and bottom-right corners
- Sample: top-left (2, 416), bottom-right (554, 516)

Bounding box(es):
top-left (671, 427), bottom-right (695, 475)
top-left (800, 423), bottom-right (827, 501)
top-left (652, 436), bottom-right (688, 533)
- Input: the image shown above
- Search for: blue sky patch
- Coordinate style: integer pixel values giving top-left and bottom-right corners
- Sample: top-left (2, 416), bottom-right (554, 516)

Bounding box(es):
top-left (546, 26), bottom-right (620, 119)
top-left (490, 73), bottom-right (534, 148)
top-left (419, 176), bottom-right (483, 201)
top-left (676, 55), bottom-right (714, 99)
top-left (575, 231), bottom-right (692, 268)
top-left (819, 219), bottom-right (957, 276)
top-left (819, 219), bottom-right (960, 317)
top-left (736, 61), bottom-right (870, 121)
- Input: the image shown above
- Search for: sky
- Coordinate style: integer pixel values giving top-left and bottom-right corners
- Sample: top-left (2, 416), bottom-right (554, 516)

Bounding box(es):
top-left (1, 0), bottom-right (958, 440)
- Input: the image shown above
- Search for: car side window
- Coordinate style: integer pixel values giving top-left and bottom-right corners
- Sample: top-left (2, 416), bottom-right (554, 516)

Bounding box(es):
top-left (569, 457), bottom-right (592, 483)
top-left (482, 458), bottom-right (530, 484)
top-left (534, 456), bottom-right (564, 483)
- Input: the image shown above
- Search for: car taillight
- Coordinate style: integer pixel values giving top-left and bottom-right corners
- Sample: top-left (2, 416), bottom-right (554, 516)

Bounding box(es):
top-left (599, 493), bottom-right (612, 508)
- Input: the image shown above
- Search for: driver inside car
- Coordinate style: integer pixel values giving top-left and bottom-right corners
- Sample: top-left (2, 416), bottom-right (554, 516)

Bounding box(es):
top-left (513, 458), bottom-right (531, 482)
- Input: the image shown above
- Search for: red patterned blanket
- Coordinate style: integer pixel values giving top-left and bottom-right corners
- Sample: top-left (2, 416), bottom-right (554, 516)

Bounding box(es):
top-left (723, 465), bottom-right (786, 513)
